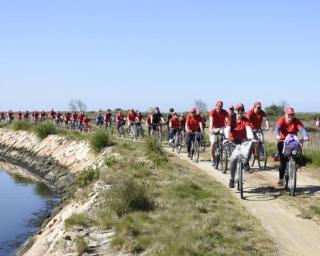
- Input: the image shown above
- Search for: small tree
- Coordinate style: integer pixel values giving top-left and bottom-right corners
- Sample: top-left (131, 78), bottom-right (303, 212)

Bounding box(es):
top-left (69, 99), bottom-right (87, 112)
top-left (194, 99), bottom-right (208, 113)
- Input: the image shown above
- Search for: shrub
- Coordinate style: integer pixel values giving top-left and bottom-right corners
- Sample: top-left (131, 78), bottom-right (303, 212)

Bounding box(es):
top-left (144, 136), bottom-right (167, 166)
top-left (104, 155), bottom-right (118, 167)
top-left (175, 181), bottom-right (211, 200)
top-left (89, 130), bottom-right (112, 154)
top-left (108, 179), bottom-right (154, 217)
top-left (75, 167), bottom-right (99, 188)
top-left (33, 122), bottom-right (56, 139)
top-left (75, 236), bottom-right (88, 255)
top-left (12, 121), bottom-right (32, 131)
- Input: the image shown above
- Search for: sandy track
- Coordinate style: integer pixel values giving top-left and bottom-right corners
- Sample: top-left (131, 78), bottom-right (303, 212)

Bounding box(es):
top-left (169, 148), bottom-right (320, 256)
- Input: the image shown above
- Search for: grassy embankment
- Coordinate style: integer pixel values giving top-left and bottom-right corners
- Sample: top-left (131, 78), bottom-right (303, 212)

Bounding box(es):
top-left (64, 137), bottom-right (277, 256)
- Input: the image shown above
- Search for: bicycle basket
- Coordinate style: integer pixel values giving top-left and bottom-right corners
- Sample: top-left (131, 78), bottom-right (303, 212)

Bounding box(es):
top-left (229, 140), bottom-right (253, 161)
top-left (283, 134), bottom-right (302, 158)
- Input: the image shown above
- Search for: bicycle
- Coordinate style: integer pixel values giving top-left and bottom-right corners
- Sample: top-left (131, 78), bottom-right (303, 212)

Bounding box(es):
top-left (282, 136), bottom-right (304, 196)
top-left (233, 140), bottom-right (253, 199)
top-left (199, 132), bottom-right (206, 152)
top-left (105, 121), bottom-right (113, 134)
top-left (212, 129), bottom-right (225, 170)
top-left (190, 132), bottom-right (201, 163)
top-left (152, 124), bottom-right (162, 145)
top-left (129, 123), bottom-right (137, 140)
top-left (169, 130), bottom-right (181, 153)
top-left (118, 122), bottom-right (126, 139)
top-left (251, 129), bottom-right (267, 170)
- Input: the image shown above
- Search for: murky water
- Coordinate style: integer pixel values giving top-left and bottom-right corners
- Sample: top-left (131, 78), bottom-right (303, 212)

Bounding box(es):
top-left (0, 170), bottom-right (57, 256)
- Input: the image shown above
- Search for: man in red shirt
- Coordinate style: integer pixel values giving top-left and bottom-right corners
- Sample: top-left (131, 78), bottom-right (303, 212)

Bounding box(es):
top-left (246, 101), bottom-right (269, 131)
top-left (127, 108), bottom-right (137, 128)
top-left (186, 108), bottom-right (204, 158)
top-left (225, 103), bottom-right (254, 188)
top-left (116, 111), bottom-right (126, 134)
top-left (275, 107), bottom-right (308, 185)
top-left (209, 100), bottom-right (229, 165)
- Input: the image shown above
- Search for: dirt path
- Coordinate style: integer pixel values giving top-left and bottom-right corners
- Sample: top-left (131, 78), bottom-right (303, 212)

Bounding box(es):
top-left (169, 147), bottom-right (320, 256)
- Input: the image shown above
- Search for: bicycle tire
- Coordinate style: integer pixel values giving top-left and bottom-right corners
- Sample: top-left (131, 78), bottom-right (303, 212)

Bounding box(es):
top-left (236, 160), bottom-right (244, 199)
top-left (257, 143), bottom-right (267, 170)
top-left (220, 148), bottom-right (228, 174)
top-left (214, 147), bottom-right (220, 169)
top-left (193, 140), bottom-right (200, 163)
top-left (289, 159), bottom-right (297, 196)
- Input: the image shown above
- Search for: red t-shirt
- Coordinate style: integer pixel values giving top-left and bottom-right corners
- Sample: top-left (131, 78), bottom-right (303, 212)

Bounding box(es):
top-left (276, 116), bottom-right (304, 140)
top-left (186, 114), bottom-right (202, 132)
top-left (128, 111), bottom-right (137, 122)
top-left (83, 117), bottom-right (90, 125)
top-left (209, 109), bottom-right (228, 128)
top-left (104, 112), bottom-right (112, 121)
top-left (246, 108), bottom-right (266, 129)
top-left (227, 116), bottom-right (250, 142)
top-left (116, 114), bottom-right (125, 124)
top-left (170, 117), bottom-right (180, 129)
top-left (180, 117), bottom-right (186, 128)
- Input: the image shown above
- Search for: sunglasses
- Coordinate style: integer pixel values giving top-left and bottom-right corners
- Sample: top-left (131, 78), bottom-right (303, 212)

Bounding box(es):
top-left (236, 109), bottom-right (244, 112)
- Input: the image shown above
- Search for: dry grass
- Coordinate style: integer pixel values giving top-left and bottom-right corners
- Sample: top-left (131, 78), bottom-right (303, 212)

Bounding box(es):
top-left (94, 140), bottom-right (278, 256)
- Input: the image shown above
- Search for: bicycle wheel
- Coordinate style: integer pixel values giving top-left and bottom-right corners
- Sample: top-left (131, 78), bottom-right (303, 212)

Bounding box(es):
top-left (289, 159), bottom-right (297, 196)
top-left (257, 143), bottom-right (267, 170)
top-left (236, 161), bottom-right (244, 199)
top-left (192, 140), bottom-right (200, 163)
top-left (214, 146), bottom-right (220, 169)
top-left (220, 147), bottom-right (228, 174)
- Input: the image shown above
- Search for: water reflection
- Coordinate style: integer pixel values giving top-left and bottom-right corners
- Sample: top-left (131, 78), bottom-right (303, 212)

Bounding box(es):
top-left (0, 170), bottom-right (57, 256)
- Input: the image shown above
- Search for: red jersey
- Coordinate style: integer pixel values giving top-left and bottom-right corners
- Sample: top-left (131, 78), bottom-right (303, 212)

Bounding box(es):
top-left (50, 110), bottom-right (56, 119)
top-left (65, 112), bottom-right (71, 121)
top-left (246, 108), bottom-right (266, 129)
top-left (83, 117), bottom-right (90, 125)
top-left (227, 116), bottom-right (250, 142)
top-left (209, 109), bottom-right (228, 129)
top-left (116, 114), bottom-right (125, 124)
top-left (136, 113), bottom-right (143, 122)
top-left (104, 112), bottom-right (112, 121)
top-left (127, 111), bottom-right (137, 122)
top-left (186, 114), bottom-right (202, 132)
top-left (170, 117), bottom-right (180, 129)
top-left (78, 113), bottom-right (85, 123)
top-left (17, 112), bottom-right (23, 120)
top-left (180, 117), bottom-right (186, 128)
top-left (276, 116), bottom-right (304, 140)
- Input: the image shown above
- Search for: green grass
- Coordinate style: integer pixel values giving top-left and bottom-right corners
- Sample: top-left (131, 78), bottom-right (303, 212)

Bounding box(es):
top-left (75, 167), bottom-right (99, 188)
top-left (12, 120), bottom-right (32, 131)
top-left (89, 130), bottom-right (112, 154)
top-left (144, 136), bottom-right (168, 166)
top-left (310, 200), bottom-right (320, 215)
top-left (64, 213), bottom-right (89, 229)
top-left (33, 121), bottom-right (56, 139)
top-left (57, 129), bottom-right (87, 141)
top-left (95, 140), bottom-right (277, 256)
top-left (75, 236), bottom-right (88, 255)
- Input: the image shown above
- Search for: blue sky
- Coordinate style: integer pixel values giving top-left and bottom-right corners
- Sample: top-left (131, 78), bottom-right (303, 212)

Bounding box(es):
top-left (0, 0), bottom-right (319, 112)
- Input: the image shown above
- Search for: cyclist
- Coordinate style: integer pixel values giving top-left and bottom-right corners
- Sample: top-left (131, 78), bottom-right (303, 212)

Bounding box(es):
top-left (83, 115), bottom-right (91, 132)
top-left (116, 110), bottom-right (126, 134)
top-left (225, 103), bottom-right (254, 188)
top-left (40, 111), bottom-right (47, 122)
top-left (96, 112), bottom-right (104, 128)
top-left (151, 107), bottom-right (165, 135)
top-left (50, 109), bottom-right (56, 121)
top-left (146, 112), bottom-right (152, 136)
top-left (78, 112), bottom-right (85, 132)
top-left (275, 107), bottom-right (308, 185)
top-left (7, 110), bottom-right (14, 124)
top-left (135, 111), bottom-right (144, 137)
top-left (64, 112), bottom-right (72, 128)
top-left (209, 101), bottom-right (229, 165)
top-left (23, 111), bottom-right (29, 120)
top-left (169, 112), bottom-right (180, 144)
top-left (0, 112), bottom-right (5, 123)
top-left (127, 108), bottom-right (137, 131)
top-left (17, 111), bottom-right (23, 121)
top-left (31, 111), bottom-right (39, 123)
top-left (104, 109), bottom-right (113, 130)
top-left (56, 111), bottom-right (62, 126)
top-left (246, 101), bottom-right (269, 132)
top-left (186, 108), bottom-right (204, 158)
top-left (166, 108), bottom-right (175, 140)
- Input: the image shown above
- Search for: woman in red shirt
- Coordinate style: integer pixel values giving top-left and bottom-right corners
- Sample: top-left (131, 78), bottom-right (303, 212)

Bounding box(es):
top-left (225, 103), bottom-right (254, 188)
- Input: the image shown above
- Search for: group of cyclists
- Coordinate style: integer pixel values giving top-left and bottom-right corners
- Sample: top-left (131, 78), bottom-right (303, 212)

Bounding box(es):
top-left (1, 102), bottom-right (309, 188)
